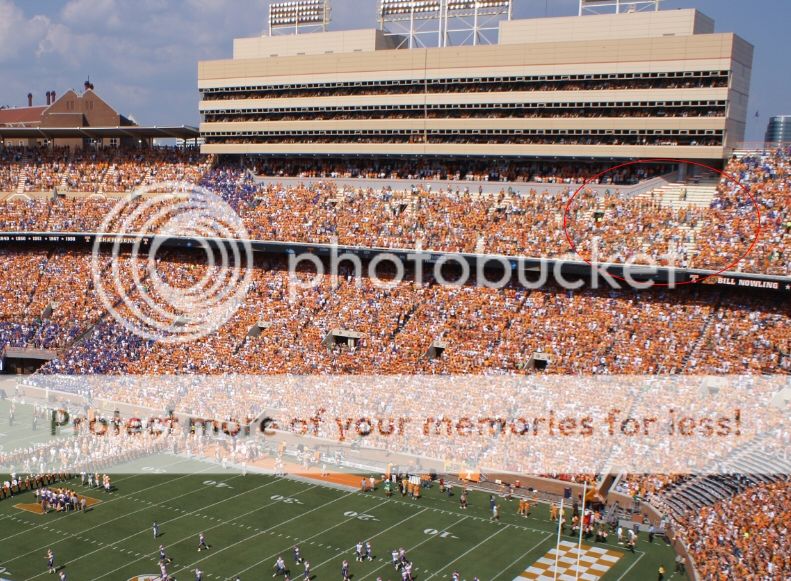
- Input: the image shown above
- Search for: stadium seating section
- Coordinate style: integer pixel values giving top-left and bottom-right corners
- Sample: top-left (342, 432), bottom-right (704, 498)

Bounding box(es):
top-left (0, 147), bottom-right (788, 275)
top-left (1, 145), bottom-right (789, 580)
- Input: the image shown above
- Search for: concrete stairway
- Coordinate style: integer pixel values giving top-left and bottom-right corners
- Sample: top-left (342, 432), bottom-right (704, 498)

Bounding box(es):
top-left (59, 170), bottom-right (70, 192)
top-left (633, 180), bottom-right (719, 258)
top-left (637, 180), bottom-right (719, 209)
top-left (16, 175), bottom-right (27, 194)
top-left (102, 164), bottom-right (118, 191)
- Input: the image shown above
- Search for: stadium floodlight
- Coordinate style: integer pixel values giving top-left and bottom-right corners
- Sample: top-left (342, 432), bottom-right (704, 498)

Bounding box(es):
top-left (379, 0), bottom-right (438, 18)
top-left (446, 0), bottom-right (511, 10)
top-left (378, 0), bottom-right (511, 48)
top-left (268, 0), bottom-right (330, 35)
top-left (579, 0), bottom-right (662, 16)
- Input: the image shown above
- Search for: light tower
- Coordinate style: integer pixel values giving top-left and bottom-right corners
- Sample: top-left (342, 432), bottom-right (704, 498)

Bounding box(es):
top-left (578, 0), bottom-right (662, 15)
top-left (268, 0), bottom-right (331, 36)
top-left (378, 0), bottom-right (512, 49)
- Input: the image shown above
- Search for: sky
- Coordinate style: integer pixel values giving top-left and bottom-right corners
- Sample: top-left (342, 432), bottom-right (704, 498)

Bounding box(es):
top-left (0, 0), bottom-right (787, 140)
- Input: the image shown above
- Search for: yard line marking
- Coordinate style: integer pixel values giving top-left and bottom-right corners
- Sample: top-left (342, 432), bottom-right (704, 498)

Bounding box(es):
top-left (490, 533), bottom-right (553, 580)
top-left (351, 490), bottom-right (554, 537)
top-left (7, 463), bottom-right (219, 560)
top-left (16, 469), bottom-right (244, 574)
top-left (310, 506), bottom-right (431, 574)
top-left (356, 515), bottom-right (471, 580)
top-left (25, 474), bottom-right (284, 581)
top-left (616, 550), bottom-right (645, 581)
top-left (1, 455), bottom-right (204, 541)
top-left (168, 485), bottom-right (351, 579)
top-left (231, 493), bottom-right (408, 579)
top-left (424, 525), bottom-right (510, 580)
top-left (0, 472), bottom-right (142, 525)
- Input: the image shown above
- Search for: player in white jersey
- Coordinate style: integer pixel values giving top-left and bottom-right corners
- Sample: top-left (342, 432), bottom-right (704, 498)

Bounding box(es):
top-left (197, 531), bottom-right (209, 551)
top-left (355, 541), bottom-right (364, 562)
top-left (46, 549), bottom-right (55, 574)
top-left (402, 561), bottom-right (413, 581)
top-left (273, 556), bottom-right (287, 577)
top-left (159, 559), bottom-right (169, 580)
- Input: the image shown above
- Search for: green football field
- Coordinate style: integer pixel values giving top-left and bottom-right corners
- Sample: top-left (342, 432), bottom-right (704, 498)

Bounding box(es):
top-left (0, 454), bottom-right (684, 581)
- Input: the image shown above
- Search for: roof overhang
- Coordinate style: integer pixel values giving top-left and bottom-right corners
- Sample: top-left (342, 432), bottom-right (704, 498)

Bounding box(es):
top-left (0, 125), bottom-right (200, 140)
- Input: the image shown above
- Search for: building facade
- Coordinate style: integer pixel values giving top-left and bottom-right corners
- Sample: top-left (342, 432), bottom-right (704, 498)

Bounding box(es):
top-left (198, 9), bottom-right (752, 162)
top-left (0, 82), bottom-right (137, 149)
top-left (765, 115), bottom-right (791, 145)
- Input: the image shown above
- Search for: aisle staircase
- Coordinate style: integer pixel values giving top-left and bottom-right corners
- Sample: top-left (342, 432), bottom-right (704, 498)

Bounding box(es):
top-left (14, 150), bottom-right (34, 194)
top-left (632, 180), bottom-right (720, 258)
top-left (16, 175), bottom-right (27, 194)
top-left (636, 180), bottom-right (719, 209)
top-left (674, 293), bottom-right (723, 373)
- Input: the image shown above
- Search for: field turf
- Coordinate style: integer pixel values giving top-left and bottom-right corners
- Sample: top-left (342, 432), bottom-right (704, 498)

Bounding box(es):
top-left (0, 456), bottom-right (685, 581)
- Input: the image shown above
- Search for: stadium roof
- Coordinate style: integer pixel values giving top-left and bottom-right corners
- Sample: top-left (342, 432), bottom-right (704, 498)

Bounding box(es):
top-left (0, 125), bottom-right (200, 140)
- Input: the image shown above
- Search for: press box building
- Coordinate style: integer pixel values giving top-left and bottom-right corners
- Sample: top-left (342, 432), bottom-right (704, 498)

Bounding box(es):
top-left (197, 7), bottom-right (752, 163)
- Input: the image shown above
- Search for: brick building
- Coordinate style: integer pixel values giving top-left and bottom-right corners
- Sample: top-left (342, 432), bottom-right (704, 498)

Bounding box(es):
top-left (0, 81), bottom-right (137, 149)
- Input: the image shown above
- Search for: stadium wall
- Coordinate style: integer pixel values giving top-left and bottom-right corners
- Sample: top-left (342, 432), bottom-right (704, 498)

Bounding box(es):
top-left (2, 232), bottom-right (789, 293)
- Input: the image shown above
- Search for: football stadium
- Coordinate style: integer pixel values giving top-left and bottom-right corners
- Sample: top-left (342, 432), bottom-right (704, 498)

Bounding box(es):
top-left (0, 1), bottom-right (788, 580)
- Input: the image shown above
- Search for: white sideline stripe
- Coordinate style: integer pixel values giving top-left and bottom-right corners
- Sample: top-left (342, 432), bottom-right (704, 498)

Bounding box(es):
top-left (310, 506), bottom-right (430, 572)
top-left (230, 499), bottom-right (418, 579)
top-left (44, 474), bottom-right (290, 581)
top-left (616, 551), bottom-right (644, 581)
top-left (168, 484), bottom-right (348, 579)
top-left (423, 525), bottom-right (509, 580)
top-left (351, 488), bottom-right (553, 537)
top-left (0, 460), bottom-right (178, 528)
top-left (490, 533), bottom-right (554, 581)
top-left (355, 515), bottom-right (471, 580)
top-left (21, 471), bottom-right (251, 580)
top-left (6, 460), bottom-right (218, 558)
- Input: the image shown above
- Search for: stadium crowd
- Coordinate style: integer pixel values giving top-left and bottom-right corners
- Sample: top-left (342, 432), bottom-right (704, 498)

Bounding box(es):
top-left (1, 92), bottom-right (787, 581)
top-left (0, 146), bottom-right (209, 194)
top-left (673, 480), bottom-right (790, 580)
top-left (250, 158), bottom-right (657, 183)
top-left (1, 146), bottom-right (788, 275)
top-left (695, 148), bottom-right (790, 275)
top-left (204, 133), bottom-right (720, 147)
top-left (203, 103), bottom-right (725, 123)
top-left (0, 250), bottom-right (785, 380)
top-left (199, 73), bottom-right (728, 101)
